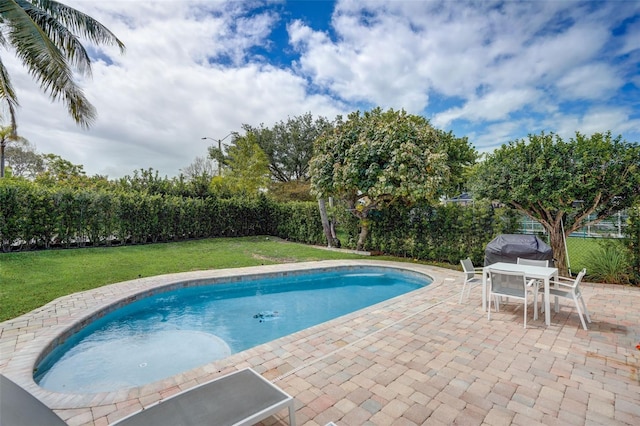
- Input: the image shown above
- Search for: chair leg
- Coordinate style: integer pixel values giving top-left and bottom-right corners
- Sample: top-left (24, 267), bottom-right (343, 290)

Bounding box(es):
top-left (572, 294), bottom-right (588, 330)
top-left (459, 282), bottom-right (467, 304)
top-left (579, 295), bottom-right (592, 323)
top-left (523, 298), bottom-right (527, 329)
top-left (488, 295), bottom-right (500, 320)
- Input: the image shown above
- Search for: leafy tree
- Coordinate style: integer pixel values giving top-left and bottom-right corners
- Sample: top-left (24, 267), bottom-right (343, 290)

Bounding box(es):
top-left (4, 137), bottom-right (44, 178)
top-left (116, 168), bottom-right (172, 195)
top-left (223, 133), bottom-right (270, 195)
top-left (39, 153), bottom-right (84, 177)
top-left (268, 181), bottom-right (314, 202)
top-left (470, 131), bottom-right (640, 276)
top-left (244, 112), bottom-right (333, 182)
top-left (0, 0), bottom-right (125, 129)
top-left (437, 129), bottom-right (477, 197)
top-left (34, 153), bottom-right (98, 188)
top-left (310, 107), bottom-right (451, 250)
top-left (181, 156), bottom-right (215, 181)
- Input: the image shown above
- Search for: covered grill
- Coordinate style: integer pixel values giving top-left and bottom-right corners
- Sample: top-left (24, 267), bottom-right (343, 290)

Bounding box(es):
top-left (484, 234), bottom-right (554, 266)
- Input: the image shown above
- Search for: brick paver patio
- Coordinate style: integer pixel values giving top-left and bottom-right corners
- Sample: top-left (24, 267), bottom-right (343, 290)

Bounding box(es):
top-left (1, 260), bottom-right (639, 425)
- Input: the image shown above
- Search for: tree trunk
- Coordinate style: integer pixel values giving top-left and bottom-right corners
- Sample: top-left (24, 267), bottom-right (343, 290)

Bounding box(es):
top-left (318, 198), bottom-right (334, 247)
top-left (548, 225), bottom-right (569, 276)
top-left (328, 197), bottom-right (338, 243)
top-left (1, 140), bottom-right (5, 178)
top-left (356, 221), bottom-right (369, 251)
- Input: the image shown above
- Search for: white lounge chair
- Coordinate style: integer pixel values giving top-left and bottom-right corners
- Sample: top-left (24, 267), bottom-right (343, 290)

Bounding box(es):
top-left (113, 368), bottom-right (296, 426)
top-left (1, 369), bottom-right (295, 426)
top-left (0, 374), bottom-right (67, 426)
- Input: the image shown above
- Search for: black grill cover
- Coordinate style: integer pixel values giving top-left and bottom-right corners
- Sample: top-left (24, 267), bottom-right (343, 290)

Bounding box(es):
top-left (484, 234), bottom-right (554, 266)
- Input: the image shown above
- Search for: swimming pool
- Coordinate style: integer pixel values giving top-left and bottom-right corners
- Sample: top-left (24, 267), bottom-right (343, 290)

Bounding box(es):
top-left (34, 265), bottom-right (431, 393)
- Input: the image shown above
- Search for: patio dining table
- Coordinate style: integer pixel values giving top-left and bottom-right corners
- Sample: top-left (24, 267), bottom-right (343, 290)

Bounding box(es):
top-left (482, 262), bottom-right (559, 326)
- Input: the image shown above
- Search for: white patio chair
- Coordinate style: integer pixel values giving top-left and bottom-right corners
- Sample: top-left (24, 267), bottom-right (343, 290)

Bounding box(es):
top-left (459, 257), bottom-right (483, 303)
top-left (488, 269), bottom-right (537, 328)
top-left (540, 268), bottom-right (591, 330)
top-left (516, 257), bottom-right (549, 267)
top-left (516, 257), bottom-right (549, 295)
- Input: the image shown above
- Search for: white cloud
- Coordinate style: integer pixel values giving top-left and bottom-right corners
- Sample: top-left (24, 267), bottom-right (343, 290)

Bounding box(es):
top-left (470, 120), bottom-right (530, 153)
top-left (3, 0), bottom-right (638, 179)
top-left (549, 107), bottom-right (640, 140)
top-left (433, 88), bottom-right (540, 128)
top-left (8, 1), bottom-right (345, 178)
top-left (618, 16), bottom-right (640, 56)
top-left (555, 63), bottom-right (623, 100)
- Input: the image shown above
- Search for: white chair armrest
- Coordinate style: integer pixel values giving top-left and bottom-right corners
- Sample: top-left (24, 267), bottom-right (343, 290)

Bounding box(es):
top-left (526, 279), bottom-right (537, 287)
top-left (549, 280), bottom-right (574, 289)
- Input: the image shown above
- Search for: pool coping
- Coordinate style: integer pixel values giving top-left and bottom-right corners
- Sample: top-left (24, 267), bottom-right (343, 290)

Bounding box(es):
top-left (1, 259), bottom-right (448, 423)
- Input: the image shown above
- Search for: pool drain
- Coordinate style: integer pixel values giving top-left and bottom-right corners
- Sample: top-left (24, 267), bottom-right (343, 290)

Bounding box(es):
top-left (253, 311), bottom-right (280, 322)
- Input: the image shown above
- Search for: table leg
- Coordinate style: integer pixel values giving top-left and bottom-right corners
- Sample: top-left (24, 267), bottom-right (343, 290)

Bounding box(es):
top-left (544, 277), bottom-right (551, 326)
top-left (482, 269), bottom-right (488, 311)
top-left (553, 272), bottom-right (560, 313)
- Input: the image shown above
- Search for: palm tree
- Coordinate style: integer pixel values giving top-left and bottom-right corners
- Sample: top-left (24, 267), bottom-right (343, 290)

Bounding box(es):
top-left (0, 0), bottom-right (125, 133)
top-left (0, 124), bottom-right (18, 177)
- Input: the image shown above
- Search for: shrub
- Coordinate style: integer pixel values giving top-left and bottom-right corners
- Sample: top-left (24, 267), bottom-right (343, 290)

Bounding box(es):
top-left (625, 206), bottom-right (640, 284)
top-left (365, 200), bottom-right (519, 264)
top-left (585, 240), bottom-right (631, 284)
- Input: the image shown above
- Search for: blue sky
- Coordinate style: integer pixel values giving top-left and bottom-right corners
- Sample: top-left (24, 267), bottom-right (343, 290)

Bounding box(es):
top-left (6, 0), bottom-right (640, 178)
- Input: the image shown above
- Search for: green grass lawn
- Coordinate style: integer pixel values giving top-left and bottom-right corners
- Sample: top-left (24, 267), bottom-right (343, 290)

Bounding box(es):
top-left (565, 236), bottom-right (605, 272)
top-left (0, 236), bottom-right (418, 322)
top-left (0, 234), bottom-right (609, 322)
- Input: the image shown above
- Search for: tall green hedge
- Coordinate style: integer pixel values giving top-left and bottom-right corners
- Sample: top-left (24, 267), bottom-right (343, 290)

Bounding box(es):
top-left (365, 200), bottom-right (519, 264)
top-left (0, 180), bottom-right (324, 250)
top-left (1, 179), bottom-right (516, 266)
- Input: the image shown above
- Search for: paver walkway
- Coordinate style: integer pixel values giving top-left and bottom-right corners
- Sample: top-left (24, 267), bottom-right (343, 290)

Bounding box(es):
top-left (1, 260), bottom-right (639, 425)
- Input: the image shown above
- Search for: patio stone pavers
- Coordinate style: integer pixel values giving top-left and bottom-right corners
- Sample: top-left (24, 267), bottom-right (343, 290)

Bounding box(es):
top-left (1, 259), bottom-right (639, 425)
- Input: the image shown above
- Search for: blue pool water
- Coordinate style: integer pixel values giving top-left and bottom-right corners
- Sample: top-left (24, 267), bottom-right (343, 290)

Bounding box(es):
top-left (35, 266), bottom-right (430, 393)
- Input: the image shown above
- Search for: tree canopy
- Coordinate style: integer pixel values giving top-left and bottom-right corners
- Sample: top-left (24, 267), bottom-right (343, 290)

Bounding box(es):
top-left (310, 107), bottom-right (460, 250)
top-left (3, 138), bottom-right (43, 178)
top-left (243, 112), bottom-right (333, 182)
top-left (220, 133), bottom-right (271, 195)
top-left (470, 131), bottom-right (640, 275)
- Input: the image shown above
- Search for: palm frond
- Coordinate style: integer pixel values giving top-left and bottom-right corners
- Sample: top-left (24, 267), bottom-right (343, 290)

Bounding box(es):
top-left (0, 0), bottom-right (123, 128)
top-left (20, 4), bottom-right (92, 75)
top-left (29, 0), bottom-right (125, 52)
top-left (0, 56), bottom-right (19, 131)
top-left (1, 0), bottom-right (94, 127)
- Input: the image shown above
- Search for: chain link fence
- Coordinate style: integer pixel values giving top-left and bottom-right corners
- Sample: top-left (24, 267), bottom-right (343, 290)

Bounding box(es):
top-left (518, 211), bottom-right (629, 275)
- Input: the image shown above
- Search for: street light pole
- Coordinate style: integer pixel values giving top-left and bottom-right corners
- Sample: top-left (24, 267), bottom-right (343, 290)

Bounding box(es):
top-left (201, 133), bottom-right (233, 176)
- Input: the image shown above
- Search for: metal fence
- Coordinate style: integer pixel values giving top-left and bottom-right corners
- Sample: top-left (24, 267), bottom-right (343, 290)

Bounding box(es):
top-left (519, 211), bottom-right (628, 239)
top-left (518, 211), bottom-right (630, 275)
